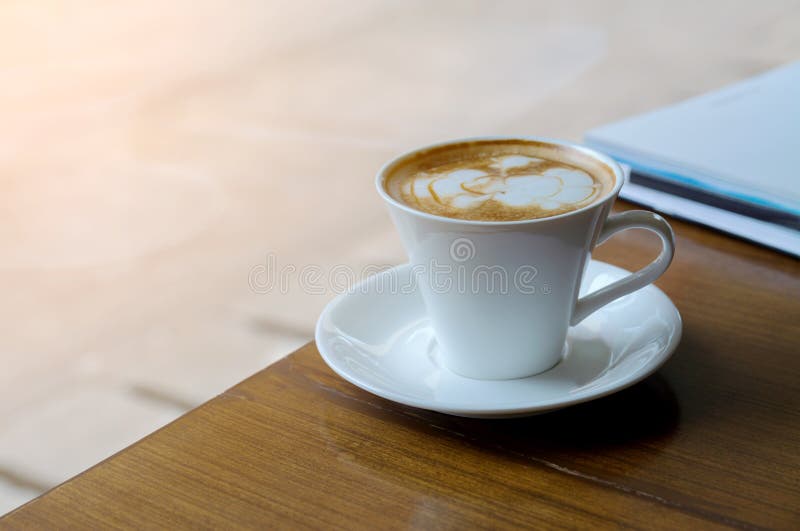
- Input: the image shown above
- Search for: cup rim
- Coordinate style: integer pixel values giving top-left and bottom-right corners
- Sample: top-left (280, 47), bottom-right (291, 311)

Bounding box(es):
top-left (375, 135), bottom-right (624, 226)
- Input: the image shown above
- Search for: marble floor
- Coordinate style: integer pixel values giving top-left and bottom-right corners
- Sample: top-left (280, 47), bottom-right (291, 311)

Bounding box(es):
top-left (1, 0), bottom-right (798, 514)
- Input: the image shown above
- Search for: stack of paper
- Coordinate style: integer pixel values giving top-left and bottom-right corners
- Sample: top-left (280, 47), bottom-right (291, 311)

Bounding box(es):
top-left (585, 62), bottom-right (800, 256)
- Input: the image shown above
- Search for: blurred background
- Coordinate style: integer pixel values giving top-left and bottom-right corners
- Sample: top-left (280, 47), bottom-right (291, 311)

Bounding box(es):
top-left (1, 0), bottom-right (798, 513)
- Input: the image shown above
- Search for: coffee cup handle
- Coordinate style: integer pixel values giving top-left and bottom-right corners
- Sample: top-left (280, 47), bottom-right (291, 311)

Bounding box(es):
top-left (571, 210), bottom-right (675, 326)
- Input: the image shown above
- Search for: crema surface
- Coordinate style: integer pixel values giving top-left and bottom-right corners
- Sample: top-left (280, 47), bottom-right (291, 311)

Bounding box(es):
top-left (384, 140), bottom-right (615, 221)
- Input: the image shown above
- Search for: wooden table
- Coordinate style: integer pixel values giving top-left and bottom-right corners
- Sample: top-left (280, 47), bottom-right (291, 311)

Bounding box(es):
top-left (3, 206), bottom-right (799, 529)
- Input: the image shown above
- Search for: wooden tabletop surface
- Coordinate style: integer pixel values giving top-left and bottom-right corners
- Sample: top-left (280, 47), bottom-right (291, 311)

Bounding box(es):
top-left (3, 204), bottom-right (798, 529)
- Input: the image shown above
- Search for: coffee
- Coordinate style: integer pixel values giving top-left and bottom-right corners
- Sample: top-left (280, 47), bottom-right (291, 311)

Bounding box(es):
top-left (377, 137), bottom-right (673, 379)
top-left (384, 139), bottom-right (615, 221)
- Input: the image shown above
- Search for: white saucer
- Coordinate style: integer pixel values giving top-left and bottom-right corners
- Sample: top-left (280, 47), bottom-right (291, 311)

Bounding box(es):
top-left (315, 260), bottom-right (681, 418)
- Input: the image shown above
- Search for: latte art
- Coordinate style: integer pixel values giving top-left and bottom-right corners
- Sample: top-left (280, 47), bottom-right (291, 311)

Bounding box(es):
top-left (384, 140), bottom-right (614, 221)
top-left (406, 155), bottom-right (599, 214)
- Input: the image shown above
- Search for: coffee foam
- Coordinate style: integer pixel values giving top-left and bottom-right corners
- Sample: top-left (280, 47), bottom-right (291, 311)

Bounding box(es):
top-left (384, 140), bottom-right (615, 221)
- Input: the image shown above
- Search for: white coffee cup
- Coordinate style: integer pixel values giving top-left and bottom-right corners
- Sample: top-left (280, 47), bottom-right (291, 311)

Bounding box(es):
top-left (376, 136), bottom-right (675, 380)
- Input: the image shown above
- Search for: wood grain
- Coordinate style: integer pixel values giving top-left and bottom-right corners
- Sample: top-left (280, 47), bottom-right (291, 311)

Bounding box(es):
top-left (2, 203), bottom-right (799, 529)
